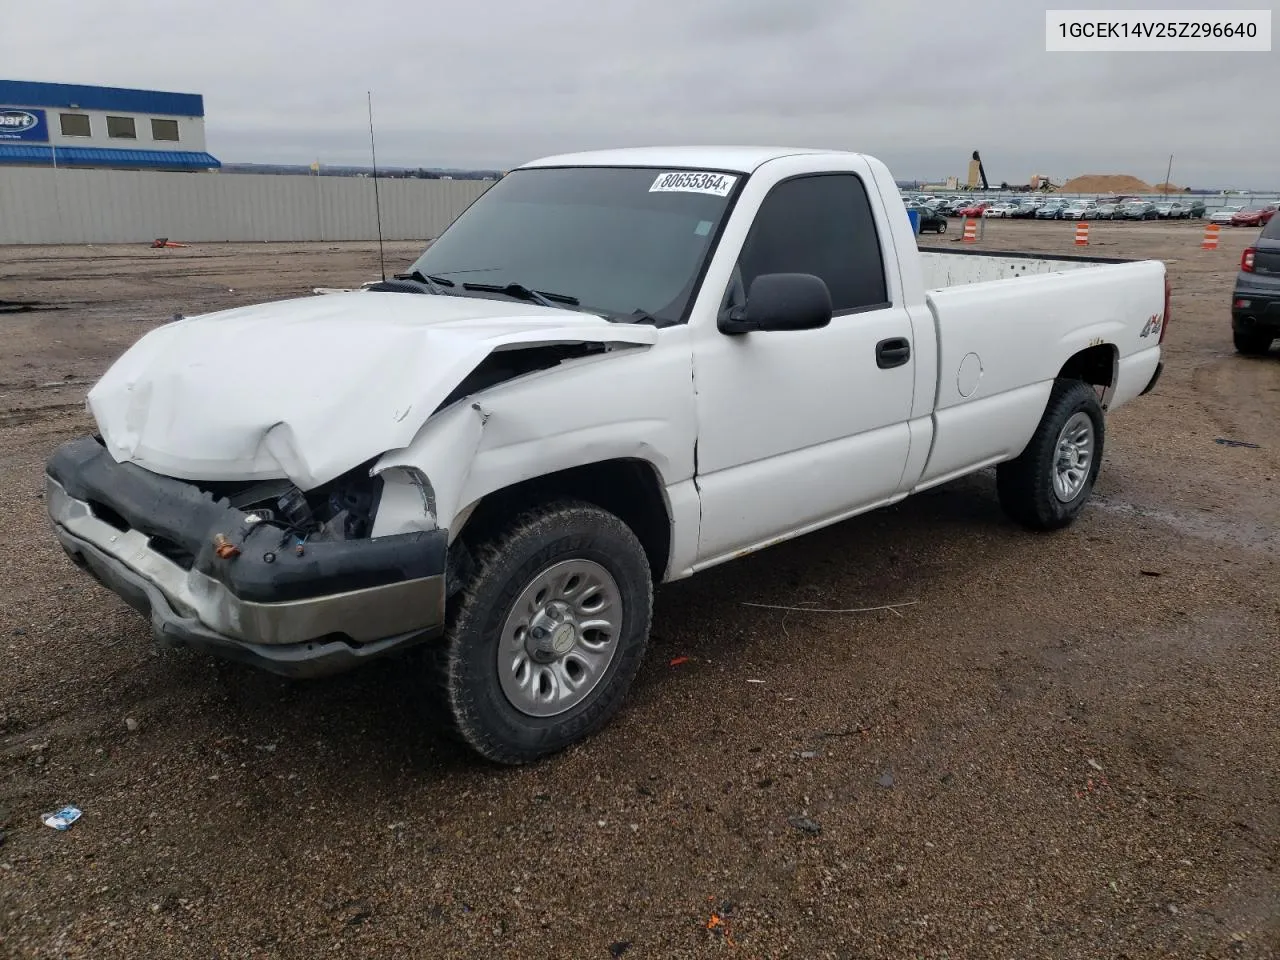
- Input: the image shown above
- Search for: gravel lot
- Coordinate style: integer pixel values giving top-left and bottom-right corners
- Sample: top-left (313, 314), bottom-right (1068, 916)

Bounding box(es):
top-left (1, 220), bottom-right (1277, 959)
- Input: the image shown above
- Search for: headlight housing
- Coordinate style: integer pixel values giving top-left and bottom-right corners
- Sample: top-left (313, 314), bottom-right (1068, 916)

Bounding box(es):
top-left (370, 466), bottom-right (437, 538)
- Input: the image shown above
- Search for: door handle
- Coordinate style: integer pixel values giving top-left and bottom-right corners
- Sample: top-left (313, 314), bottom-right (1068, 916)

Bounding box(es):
top-left (875, 337), bottom-right (911, 369)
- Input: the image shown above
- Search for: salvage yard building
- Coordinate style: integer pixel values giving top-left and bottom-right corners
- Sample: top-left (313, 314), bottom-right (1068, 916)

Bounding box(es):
top-left (0, 80), bottom-right (220, 172)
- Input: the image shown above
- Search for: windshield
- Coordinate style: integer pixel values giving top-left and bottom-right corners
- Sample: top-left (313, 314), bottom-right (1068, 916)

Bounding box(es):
top-left (407, 166), bottom-right (741, 325)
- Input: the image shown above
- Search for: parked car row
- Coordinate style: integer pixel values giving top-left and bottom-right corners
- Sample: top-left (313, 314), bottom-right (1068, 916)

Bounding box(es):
top-left (903, 195), bottom-right (1192, 221)
top-left (1211, 204), bottom-right (1278, 226)
top-left (898, 193), bottom-right (1278, 223)
top-left (1225, 204), bottom-right (1277, 228)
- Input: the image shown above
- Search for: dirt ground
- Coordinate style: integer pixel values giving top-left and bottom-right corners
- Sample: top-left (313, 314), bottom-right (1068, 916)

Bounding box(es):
top-left (1, 219), bottom-right (1276, 960)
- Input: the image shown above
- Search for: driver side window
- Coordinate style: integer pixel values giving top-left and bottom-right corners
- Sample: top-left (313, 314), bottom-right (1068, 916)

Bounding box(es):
top-left (727, 173), bottom-right (890, 316)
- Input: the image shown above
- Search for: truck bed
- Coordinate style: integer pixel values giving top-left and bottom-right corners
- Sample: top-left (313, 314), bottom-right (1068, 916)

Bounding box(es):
top-left (917, 246), bottom-right (1134, 290)
top-left (907, 246), bottom-right (1166, 494)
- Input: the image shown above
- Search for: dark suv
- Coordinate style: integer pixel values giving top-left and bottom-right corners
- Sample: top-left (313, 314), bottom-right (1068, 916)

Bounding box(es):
top-left (917, 206), bottom-right (949, 233)
top-left (1232, 214), bottom-right (1280, 355)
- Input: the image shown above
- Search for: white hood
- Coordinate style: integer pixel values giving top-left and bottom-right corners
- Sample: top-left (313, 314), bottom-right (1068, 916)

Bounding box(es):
top-left (88, 291), bottom-right (658, 489)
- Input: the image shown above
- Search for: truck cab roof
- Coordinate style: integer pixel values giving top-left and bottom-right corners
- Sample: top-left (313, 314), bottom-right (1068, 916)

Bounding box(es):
top-left (519, 145), bottom-right (849, 174)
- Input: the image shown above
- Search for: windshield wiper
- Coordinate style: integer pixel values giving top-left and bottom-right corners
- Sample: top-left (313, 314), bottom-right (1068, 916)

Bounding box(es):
top-left (461, 281), bottom-right (579, 309)
top-left (391, 270), bottom-right (455, 294)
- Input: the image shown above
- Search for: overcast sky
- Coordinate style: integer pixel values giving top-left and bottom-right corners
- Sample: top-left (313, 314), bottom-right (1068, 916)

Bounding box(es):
top-left (8, 0), bottom-right (1278, 187)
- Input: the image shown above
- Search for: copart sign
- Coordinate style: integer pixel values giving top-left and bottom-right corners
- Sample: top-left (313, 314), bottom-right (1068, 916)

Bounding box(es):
top-left (0, 108), bottom-right (48, 142)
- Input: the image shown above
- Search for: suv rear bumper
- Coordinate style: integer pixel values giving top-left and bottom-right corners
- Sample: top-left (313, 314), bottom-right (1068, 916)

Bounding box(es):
top-left (1232, 294), bottom-right (1280, 335)
top-left (46, 437), bottom-right (448, 678)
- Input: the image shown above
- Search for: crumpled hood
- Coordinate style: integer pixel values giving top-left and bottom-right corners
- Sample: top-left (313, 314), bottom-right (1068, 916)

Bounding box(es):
top-left (88, 291), bottom-right (657, 489)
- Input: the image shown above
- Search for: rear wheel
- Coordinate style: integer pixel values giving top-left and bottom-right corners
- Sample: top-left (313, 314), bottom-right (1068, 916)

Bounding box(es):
top-left (997, 378), bottom-right (1105, 531)
top-left (427, 501), bottom-right (653, 764)
top-left (1234, 330), bottom-right (1274, 355)
top-left (936, 219), bottom-right (947, 234)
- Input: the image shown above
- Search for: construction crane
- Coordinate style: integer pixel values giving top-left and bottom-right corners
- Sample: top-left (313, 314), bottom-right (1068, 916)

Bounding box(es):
top-left (970, 150), bottom-right (990, 190)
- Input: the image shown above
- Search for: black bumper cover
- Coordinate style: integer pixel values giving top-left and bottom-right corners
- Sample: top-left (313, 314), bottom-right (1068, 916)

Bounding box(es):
top-left (47, 436), bottom-right (446, 604)
top-left (46, 436), bottom-right (449, 677)
top-left (1232, 295), bottom-right (1280, 334)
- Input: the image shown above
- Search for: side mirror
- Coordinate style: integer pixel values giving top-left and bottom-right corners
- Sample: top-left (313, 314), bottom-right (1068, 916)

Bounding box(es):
top-left (719, 272), bottom-right (833, 335)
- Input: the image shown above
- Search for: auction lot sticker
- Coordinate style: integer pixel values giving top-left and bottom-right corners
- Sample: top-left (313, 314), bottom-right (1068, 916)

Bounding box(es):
top-left (650, 172), bottom-right (738, 197)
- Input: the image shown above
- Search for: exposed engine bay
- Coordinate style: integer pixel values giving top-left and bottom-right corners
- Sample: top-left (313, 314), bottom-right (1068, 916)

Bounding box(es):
top-left (196, 462), bottom-right (384, 545)
top-left (189, 345), bottom-right (611, 546)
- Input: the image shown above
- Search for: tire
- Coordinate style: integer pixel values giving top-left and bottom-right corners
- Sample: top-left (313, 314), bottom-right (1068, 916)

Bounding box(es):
top-left (427, 500), bottom-right (653, 765)
top-left (997, 378), bottom-right (1105, 531)
top-left (1234, 330), bottom-right (1274, 355)
top-left (936, 219), bottom-right (947, 234)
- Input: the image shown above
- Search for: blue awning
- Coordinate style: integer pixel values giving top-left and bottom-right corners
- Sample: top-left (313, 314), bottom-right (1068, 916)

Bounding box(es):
top-left (0, 145), bottom-right (220, 169)
top-left (0, 80), bottom-right (204, 117)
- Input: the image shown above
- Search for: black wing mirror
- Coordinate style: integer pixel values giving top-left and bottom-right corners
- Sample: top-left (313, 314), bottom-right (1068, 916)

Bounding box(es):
top-left (719, 272), bottom-right (833, 335)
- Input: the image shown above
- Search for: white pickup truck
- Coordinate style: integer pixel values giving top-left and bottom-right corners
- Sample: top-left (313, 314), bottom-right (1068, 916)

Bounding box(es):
top-left (46, 146), bottom-right (1168, 764)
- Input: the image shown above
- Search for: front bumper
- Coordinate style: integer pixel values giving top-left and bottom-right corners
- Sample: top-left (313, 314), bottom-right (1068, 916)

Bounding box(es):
top-left (46, 436), bottom-right (448, 678)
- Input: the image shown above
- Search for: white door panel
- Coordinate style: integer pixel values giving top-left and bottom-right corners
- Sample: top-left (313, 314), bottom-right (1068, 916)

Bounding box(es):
top-left (689, 159), bottom-right (918, 563)
top-left (693, 308), bottom-right (915, 471)
top-left (696, 414), bottom-right (912, 563)
top-left (693, 308), bottom-right (915, 558)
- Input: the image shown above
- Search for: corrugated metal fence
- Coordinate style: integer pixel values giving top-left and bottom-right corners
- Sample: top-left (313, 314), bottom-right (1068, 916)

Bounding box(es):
top-left (0, 168), bottom-right (494, 245)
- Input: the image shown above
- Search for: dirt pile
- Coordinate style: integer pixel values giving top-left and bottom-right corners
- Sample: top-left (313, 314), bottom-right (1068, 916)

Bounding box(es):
top-left (1060, 174), bottom-right (1154, 193)
top-left (1151, 182), bottom-right (1187, 193)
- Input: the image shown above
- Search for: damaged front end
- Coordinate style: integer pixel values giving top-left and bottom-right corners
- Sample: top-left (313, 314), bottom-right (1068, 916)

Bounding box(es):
top-left (45, 436), bottom-right (448, 678)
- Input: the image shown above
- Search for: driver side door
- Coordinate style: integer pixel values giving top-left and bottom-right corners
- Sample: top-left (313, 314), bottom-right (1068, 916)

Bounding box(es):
top-left (690, 165), bottom-right (917, 567)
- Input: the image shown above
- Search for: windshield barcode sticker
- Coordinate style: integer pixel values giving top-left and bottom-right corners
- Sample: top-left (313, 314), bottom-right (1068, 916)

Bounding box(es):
top-left (649, 172), bottom-right (737, 197)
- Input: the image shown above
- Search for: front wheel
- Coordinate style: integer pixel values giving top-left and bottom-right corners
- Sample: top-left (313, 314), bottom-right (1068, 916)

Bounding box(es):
top-left (997, 378), bottom-right (1105, 531)
top-left (936, 219), bottom-right (947, 234)
top-left (428, 501), bottom-right (653, 764)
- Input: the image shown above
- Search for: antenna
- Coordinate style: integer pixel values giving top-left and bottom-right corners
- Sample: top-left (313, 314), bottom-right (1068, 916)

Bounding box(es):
top-left (367, 90), bottom-right (387, 281)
